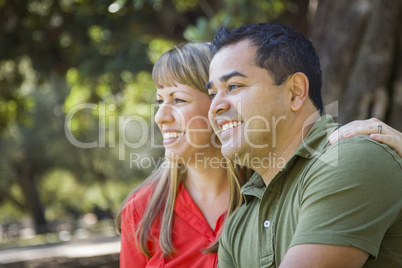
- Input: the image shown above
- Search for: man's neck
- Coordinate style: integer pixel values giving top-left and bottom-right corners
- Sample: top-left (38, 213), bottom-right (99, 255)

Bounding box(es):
top-left (258, 111), bottom-right (320, 185)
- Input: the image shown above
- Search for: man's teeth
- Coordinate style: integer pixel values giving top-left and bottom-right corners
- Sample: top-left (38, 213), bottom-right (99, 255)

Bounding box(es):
top-left (163, 132), bottom-right (184, 139)
top-left (222, 121), bottom-right (242, 131)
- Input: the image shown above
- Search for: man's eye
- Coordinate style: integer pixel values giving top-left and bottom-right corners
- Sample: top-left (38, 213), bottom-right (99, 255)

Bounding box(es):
top-left (208, 92), bottom-right (216, 100)
top-left (228, 84), bottom-right (240, 91)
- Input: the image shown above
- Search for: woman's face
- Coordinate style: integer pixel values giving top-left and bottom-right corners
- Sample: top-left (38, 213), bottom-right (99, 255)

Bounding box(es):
top-left (155, 83), bottom-right (221, 164)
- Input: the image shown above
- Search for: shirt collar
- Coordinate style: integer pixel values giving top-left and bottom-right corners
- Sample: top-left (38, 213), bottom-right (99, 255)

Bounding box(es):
top-left (241, 115), bottom-right (339, 203)
top-left (293, 114), bottom-right (339, 159)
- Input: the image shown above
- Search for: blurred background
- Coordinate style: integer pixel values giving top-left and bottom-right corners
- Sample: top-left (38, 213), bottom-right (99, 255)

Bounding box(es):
top-left (0, 0), bottom-right (401, 267)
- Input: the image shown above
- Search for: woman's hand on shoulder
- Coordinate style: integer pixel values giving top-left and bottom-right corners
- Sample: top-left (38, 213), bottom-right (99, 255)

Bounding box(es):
top-left (328, 118), bottom-right (402, 158)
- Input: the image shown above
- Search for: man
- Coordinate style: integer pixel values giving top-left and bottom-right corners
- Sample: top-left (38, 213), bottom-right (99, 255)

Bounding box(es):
top-left (207, 23), bottom-right (402, 267)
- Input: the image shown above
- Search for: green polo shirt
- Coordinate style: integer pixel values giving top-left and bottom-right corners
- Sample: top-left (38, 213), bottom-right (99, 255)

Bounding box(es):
top-left (218, 115), bottom-right (402, 268)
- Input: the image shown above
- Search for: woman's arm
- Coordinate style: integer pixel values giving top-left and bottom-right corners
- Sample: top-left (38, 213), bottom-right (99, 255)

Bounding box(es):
top-left (328, 118), bottom-right (402, 157)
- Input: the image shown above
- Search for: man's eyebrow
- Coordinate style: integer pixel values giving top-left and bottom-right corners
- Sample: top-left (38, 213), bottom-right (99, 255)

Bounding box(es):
top-left (206, 71), bottom-right (247, 90)
top-left (220, 71), bottom-right (247, 83)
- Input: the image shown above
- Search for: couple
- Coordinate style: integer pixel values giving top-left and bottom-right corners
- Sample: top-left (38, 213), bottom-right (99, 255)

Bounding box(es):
top-left (117, 23), bottom-right (402, 267)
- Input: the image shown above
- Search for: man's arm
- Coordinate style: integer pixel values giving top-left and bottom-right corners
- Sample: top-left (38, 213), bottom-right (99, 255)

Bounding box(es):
top-left (280, 244), bottom-right (369, 268)
top-left (217, 236), bottom-right (235, 268)
top-left (281, 136), bottom-right (402, 267)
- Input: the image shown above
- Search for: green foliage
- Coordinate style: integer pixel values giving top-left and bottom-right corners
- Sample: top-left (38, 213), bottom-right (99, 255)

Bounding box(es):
top-left (39, 169), bottom-right (139, 220)
top-left (183, 0), bottom-right (295, 41)
top-left (0, 0), bottom-right (301, 235)
top-left (0, 185), bottom-right (25, 222)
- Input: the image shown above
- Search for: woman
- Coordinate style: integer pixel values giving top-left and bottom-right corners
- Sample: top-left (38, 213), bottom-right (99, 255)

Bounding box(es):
top-left (116, 42), bottom-right (402, 268)
top-left (116, 42), bottom-right (249, 267)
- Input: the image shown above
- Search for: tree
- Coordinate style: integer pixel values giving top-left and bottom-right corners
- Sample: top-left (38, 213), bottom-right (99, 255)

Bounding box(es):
top-left (1, 0), bottom-right (400, 236)
top-left (0, 0), bottom-right (293, 234)
top-left (310, 0), bottom-right (402, 131)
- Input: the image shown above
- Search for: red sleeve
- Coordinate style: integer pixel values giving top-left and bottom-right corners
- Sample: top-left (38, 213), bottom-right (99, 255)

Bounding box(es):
top-left (119, 195), bottom-right (149, 267)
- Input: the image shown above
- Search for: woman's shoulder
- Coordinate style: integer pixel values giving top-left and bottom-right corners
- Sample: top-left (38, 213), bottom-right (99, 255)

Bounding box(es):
top-left (122, 183), bottom-right (156, 216)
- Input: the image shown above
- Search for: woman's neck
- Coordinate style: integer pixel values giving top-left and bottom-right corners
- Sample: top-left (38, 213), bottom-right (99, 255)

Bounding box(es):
top-left (183, 160), bottom-right (230, 230)
top-left (184, 160), bottom-right (229, 199)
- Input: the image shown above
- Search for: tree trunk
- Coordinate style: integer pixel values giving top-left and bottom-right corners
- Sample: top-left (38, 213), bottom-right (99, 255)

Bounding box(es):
top-left (17, 164), bottom-right (49, 234)
top-left (309, 0), bottom-right (402, 131)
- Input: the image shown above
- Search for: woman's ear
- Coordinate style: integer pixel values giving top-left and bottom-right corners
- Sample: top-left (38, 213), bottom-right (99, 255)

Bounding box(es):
top-left (289, 72), bottom-right (309, 112)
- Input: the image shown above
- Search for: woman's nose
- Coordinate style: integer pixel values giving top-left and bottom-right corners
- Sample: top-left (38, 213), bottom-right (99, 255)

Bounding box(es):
top-left (154, 104), bottom-right (175, 125)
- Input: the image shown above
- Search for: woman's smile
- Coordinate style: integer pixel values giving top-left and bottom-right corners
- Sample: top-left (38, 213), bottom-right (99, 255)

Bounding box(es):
top-left (162, 130), bottom-right (185, 145)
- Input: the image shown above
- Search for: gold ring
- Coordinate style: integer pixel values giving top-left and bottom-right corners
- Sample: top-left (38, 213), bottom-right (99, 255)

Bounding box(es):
top-left (377, 123), bottom-right (383, 134)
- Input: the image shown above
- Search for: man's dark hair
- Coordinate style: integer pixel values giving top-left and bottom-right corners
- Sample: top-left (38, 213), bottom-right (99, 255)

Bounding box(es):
top-left (211, 23), bottom-right (323, 112)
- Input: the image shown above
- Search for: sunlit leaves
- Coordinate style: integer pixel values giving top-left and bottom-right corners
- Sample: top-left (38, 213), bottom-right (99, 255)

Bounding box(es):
top-left (39, 170), bottom-right (87, 214)
top-left (0, 57), bottom-right (37, 130)
top-left (27, 0), bottom-right (53, 17)
top-left (183, 17), bottom-right (213, 41)
top-left (88, 25), bottom-right (104, 43)
top-left (108, 0), bottom-right (127, 13)
top-left (59, 0), bottom-right (75, 13)
top-left (0, 184), bottom-right (25, 220)
top-left (0, 0), bottom-right (296, 232)
top-left (122, 71), bottom-right (155, 118)
top-left (64, 68), bottom-right (91, 111)
top-left (183, 0), bottom-right (295, 41)
top-left (148, 38), bottom-right (175, 64)
top-left (173, 0), bottom-right (198, 12)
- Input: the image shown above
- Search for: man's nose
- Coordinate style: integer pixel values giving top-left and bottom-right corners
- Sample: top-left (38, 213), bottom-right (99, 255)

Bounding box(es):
top-left (209, 92), bottom-right (230, 116)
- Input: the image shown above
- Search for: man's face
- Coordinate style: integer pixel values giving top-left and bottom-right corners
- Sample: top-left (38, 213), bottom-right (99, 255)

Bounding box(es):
top-left (207, 40), bottom-right (290, 164)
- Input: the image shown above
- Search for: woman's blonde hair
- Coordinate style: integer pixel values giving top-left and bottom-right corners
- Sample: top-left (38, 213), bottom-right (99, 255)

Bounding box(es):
top-left (115, 42), bottom-right (250, 257)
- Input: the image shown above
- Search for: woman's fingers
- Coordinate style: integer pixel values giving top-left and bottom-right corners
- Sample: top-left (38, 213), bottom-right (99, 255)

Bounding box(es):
top-left (328, 118), bottom-right (402, 158)
top-left (328, 119), bottom-right (380, 143)
top-left (370, 133), bottom-right (402, 157)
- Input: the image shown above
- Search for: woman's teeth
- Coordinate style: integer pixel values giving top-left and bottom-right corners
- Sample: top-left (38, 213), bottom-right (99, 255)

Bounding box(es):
top-left (163, 132), bottom-right (184, 139)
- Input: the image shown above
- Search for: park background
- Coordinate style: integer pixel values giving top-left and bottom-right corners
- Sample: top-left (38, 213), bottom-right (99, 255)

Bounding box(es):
top-left (1, 0), bottom-right (401, 266)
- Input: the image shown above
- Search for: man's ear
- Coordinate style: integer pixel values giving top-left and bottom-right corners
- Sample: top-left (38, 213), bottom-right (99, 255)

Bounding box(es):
top-left (289, 72), bottom-right (309, 112)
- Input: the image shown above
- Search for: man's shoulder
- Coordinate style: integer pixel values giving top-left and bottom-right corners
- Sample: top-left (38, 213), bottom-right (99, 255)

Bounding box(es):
top-left (301, 134), bottom-right (402, 197)
top-left (312, 134), bottom-right (402, 172)
top-left (289, 135), bottom-right (402, 262)
top-left (336, 134), bottom-right (400, 157)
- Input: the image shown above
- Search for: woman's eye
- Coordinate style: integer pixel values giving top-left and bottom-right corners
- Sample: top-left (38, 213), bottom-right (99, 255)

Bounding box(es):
top-left (174, 98), bottom-right (186, 104)
top-left (156, 99), bottom-right (163, 105)
top-left (208, 92), bottom-right (216, 100)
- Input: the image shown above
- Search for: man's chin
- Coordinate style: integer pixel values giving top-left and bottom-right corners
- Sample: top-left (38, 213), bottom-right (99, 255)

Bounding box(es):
top-left (221, 146), bottom-right (242, 164)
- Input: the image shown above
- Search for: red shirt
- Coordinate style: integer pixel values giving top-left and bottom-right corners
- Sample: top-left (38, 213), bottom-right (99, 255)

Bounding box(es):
top-left (120, 183), bottom-right (225, 268)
